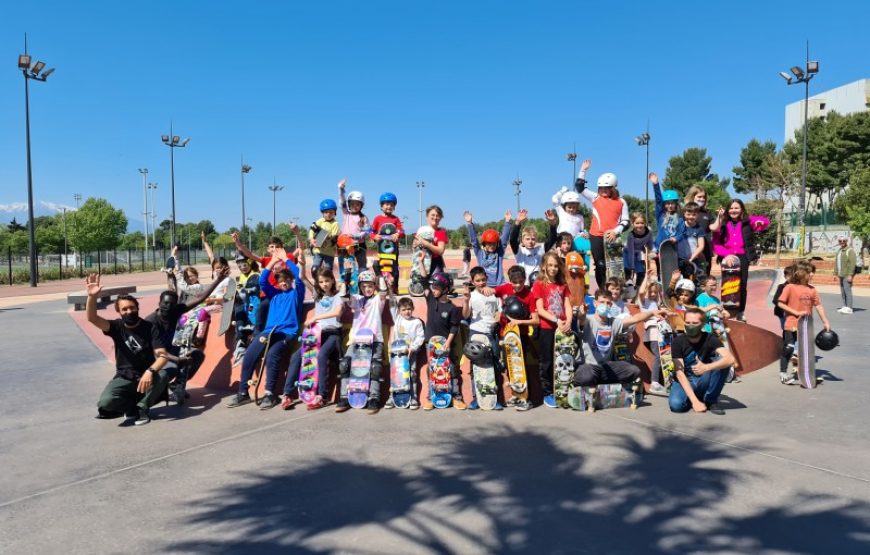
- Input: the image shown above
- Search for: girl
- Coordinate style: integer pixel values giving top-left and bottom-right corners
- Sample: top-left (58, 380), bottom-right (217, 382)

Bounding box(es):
top-left (777, 264), bottom-right (831, 385)
top-left (623, 212), bottom-right (653, 287)
top-left (533, 251), bottom-right (573, 408)
top-left (338, 178), bottom-right (369, 271)
top-left (414, 205), bottom-right (450, 276)
top-left (709, 199), bottom-right (755, 321)
top-left (650, 172), bottom-right (686, 257)
top-left (638, 274), bottom-right (667, 396)
top-left (281, 268), bottom-right (345, 410)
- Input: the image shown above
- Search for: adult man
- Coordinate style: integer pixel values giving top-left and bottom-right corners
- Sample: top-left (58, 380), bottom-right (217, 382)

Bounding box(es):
top-left (668, 307), bottom-right (736, 415)
top-left (835, 235), bottom-right (857, 314)
top-left (85, 273), bottom-right (177, 426)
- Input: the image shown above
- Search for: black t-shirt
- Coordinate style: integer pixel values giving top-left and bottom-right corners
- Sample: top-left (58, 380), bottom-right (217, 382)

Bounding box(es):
top-left (146, 304), bottom-right (188, 349)
top-left (671, 332), bottom-right (723, 377)
top-left (425, 294), bottom-right (461, 339)
top-left (103, 319), bottom-right (163, 380)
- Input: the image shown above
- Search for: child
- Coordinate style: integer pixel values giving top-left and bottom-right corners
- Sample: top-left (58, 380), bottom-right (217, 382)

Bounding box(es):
top-left (638, 273), bottom-right (667, 396)
top-left (228, 248), bottom-right (307, 410)
top-left (494, 265), bottom-right (540, 411)
top-left (422, 272), bottom-right (466, 410)
top-left (464, 210), bottom-right (513, 286)
top-left (509, 209), bottom-right (545, 285)
top-left (385, 296), bottom-right (425, 409)
top-left (533, 252), bottom-right (573, 408)
top-left (623, 212), bottom-right (653, 287)
top-left (777, 263), bottom-right (831, 385)
top-left (551, 185), bottom-right (585, 236)
top-left (695, 275), bottom-right (730, 333)
top-left (650, 172), bottom-right (687, 266)
top-left (772, 265), bottom-right (795, 330)
top-left (682, 202), bottom-right (707, 277)
top-left (308, 198), bottom-right (341, 276)
top-left (461, 244), bottom-right (472, 278)
top-left (338, 178), bottom-right (369, 271)
top-left (335, 270), bottom-right (388, 414)
top-left (462, 266), bottom-right (504, 411)
top-left (280, 267), bottom-right (345, 410)
top-left (370, 192), bottom-right (405, 289)
top-left (604, 277), bottom-right (632, 319)
top-left (666, 271), bottom-right (696, 333)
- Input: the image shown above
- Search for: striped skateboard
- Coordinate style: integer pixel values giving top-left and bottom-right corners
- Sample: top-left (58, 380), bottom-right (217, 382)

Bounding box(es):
top-left (797, 314), bottom-right (817, 389)
top-left (500, 323), bottom-right (528, 406)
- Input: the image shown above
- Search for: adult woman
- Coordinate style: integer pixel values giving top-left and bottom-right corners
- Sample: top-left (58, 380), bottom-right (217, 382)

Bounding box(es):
top-left (709, 199), bottom-right (754, 321)
top-left (576, 162), bottom-right (630, 290)
top-left (684, 185), bottom-right (713, 267)
top-left (414, 205), bottom-right (449, 276)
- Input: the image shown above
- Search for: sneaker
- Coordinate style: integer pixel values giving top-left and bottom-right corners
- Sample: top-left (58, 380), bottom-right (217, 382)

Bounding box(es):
top-left (735, 313), bottom-right (747, 322)
top-left (409, 398), bottom-right (420, 410)
top-left (781, 373), bottom-right (799, 386)
top-left (95, 408), bottom-right (123, 420)
top-left (335, 399), bottom-right (351, 413)
top-left (515, 399), bottom-right (531, 411)
top-left (384, 397), bottom-right (396, 409)
top-left (837, 306), bottom-right (847, 313)
top-left (226, 393), bottom-right (252, 408)
top-left (134, 408), bottom-right (152, 426)
top-left (706, 403), bottom-right (725, 415)
top-left (259, 393), bottom-right (278, 410)
top-left (169, 385), bottom-right (186, 405)
top-left (543, 395), bottom-right (556, 408)
top-left (281, 395), bottom-right (294, 410)
top-left (232, 346), bottom-right (246, 367)
top-left (842, 307), bottom-right (853, 314)
top-left (452, 399), bottom-right (467, 411)
top-left (468, 400), bottom-right (480, 410)
top-left (648, 382), bottom-right (668, 397)
top-left (422, 399), bottom-right (434, 411)
top-left (366, 399), bottom-right (380, 415)
top-left (493, 403), bottom-right (504, 411)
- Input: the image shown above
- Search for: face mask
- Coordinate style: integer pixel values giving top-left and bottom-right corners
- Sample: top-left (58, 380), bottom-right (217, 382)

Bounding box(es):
top-left (696, 199), bottom-right (706, 208)
top-left (685, 324), bottom-right (703, 337)
top-left (596, 304), bottom-right (612, 320)
top-left (121, 312), bottom-right (140, 327)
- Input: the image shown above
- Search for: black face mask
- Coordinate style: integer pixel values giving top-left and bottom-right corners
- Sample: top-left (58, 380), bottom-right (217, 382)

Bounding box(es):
top-left (158, 297), bottom-right (176, 320)
top-left (685, 324), bottom-right (703, 337)
top-left (121, 312), bottom-right (140, 327)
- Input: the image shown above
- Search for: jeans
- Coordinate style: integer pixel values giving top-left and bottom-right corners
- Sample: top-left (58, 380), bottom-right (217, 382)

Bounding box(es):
top-left (238, 331), bottom-right (298, 395)
top-left (312, 253), bottom-right (335, 277)
top-left (573, 361), bottom-right (640, 387)
top-left (338, 340), bottom-right (384, 401)
top-left (668, 369), bottom-right (727, 412)
top-left (97, 364), bottom-right (179, 415)
top-left (283, 329), bottom-right (342, 396)
top-left (839, 277), bottom-right (853, 309)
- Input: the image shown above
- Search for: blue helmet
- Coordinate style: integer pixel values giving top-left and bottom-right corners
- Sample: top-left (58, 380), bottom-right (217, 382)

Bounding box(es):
top-left (379, 192), bottom-right (398, 205)
top-left (662, 190), bottom-right (680, 202)
top-left (319, 198), bottom-right (337, 212)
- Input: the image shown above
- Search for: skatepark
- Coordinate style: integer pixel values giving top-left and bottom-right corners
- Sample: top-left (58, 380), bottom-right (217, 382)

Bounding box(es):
top-left (1, 262), bottom-right (869, 554)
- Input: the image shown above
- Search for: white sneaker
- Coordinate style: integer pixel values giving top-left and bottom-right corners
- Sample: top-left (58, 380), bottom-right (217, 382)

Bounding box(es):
top-left (842, 307), bottom-right (854, 314)
top-left (837, 307), bottom-right (847, 313)
top-left (648, 382), bottom-right (668, 397)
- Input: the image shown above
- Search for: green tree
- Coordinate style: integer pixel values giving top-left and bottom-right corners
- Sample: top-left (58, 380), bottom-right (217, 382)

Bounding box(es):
top-left (621, 194), bottom-right (654, 226)
top-left (834, 168), bottom-right (870, 246)
top-left (68, 197), bottom-right (128, 253)
top-left (732, 139), bottom-right (777, 195)
top-left (662, 147), bottom-right (732, 210)
top-left (34, 215), bottom-right (65, 254)
top-left (7, 218), bottom-right (25, 233)
top-left (119, 231), bottom-right (146, 250)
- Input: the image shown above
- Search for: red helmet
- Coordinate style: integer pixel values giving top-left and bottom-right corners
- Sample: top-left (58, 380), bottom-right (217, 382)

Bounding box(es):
top-left (566, 252), bottom-right (585, 275)
top-left (480, 229), bottom-right (499, 244)
top-left (337, 234), bottom-right (356, 253)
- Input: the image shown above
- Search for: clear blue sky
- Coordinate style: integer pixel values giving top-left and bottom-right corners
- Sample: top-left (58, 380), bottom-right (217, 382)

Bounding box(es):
top-left (1, 0), bottom-right (869, 234)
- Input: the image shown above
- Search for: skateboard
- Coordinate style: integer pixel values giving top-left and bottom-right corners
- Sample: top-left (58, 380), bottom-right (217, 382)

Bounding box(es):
top-left (217, 279), bottom-right (238, 336)
top-left (468, 333), bottom-right (499, 410)
top-left (565, 251), bottom-right (586, 325)
top-left (553, 330), bottom-right (577, 409)
top-left (309, 222), bottom-right (332, 249)
top-left (248, 329), bottom-right (276, 404)
top-left (241, 277), bottom-right (261, 329)
top-left (409, 226), bottom-right (434, 297)
top-left (427, 335), bottom-right (453, 409)
top-left (389, 337), bottom-right (413, 408)
top-left (377, 223), bottom-right (398, 286)
top-left (500, 323), bottom-right (528, 405)
top-left (655, 319), bottom-right (675, 391)
top-left (340, 249), bottom-right (360, 296)
top-left (348, 328), bottom-right (375, 409)
top-left (720, 254), bottom-right (741, 312)
top-left (297, 324), bottom-right (322, 408)
top-left (568, 382), bottom-right (639, 411)
top-left (708, 308), bottom-right (739, 381)
top-left (172, 306), bottom-right (208, 351)
top-left (797, 314), bottom-right (817, 389)
top-left (605, 239), bottom-right (624, 281)
top-left (658, 240), bottom-right (679, 288)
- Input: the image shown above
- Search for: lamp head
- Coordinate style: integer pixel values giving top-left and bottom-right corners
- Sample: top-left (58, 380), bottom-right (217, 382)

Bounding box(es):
top-left (41, 67), bottom-right (55, 79)
top-left (161, 135), bottom-right (169, 143)
top-left (180, 138), bottom-right (190, 147)
top-left (790, 66), bottom-right (804, 79)
top-left (242, 164), bottom-right (252, 173)
top-left (31, 61), bottom-right (45, 75)
top-left (18, 54), bottom-right (31, 70)
top-left (779, 71), bottom-right (793, 84)
top-left (807, 60), bottom-right (819, 74)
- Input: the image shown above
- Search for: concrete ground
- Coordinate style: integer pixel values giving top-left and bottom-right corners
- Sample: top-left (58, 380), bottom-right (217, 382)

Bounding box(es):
top-left (1, 288), bottom-right (869, 554)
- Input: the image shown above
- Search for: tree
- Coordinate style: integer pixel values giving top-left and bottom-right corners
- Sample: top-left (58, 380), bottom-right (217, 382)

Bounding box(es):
top-left (834, 168), bottom-right (870, 247)
top-left (67, 197), bottom-right (128, 253)
top-left (752, 151), bottom-right (800, 265)
top-left (34, 215), bottom-right (65, 254)
top-left (7, 218), bottom-right (25, 233)
top-left (732, 139), bottom-right (777, 196)
top-left (118, 231), bottom-right (146, 250)
top-left (621, 194), bottom-right (654, 226)
top-left (663, 147), bottom-right (732, 210)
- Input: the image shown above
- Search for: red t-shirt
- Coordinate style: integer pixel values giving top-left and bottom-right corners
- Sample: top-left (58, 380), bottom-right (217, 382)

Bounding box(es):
top-left (531, 281), bottom-right (568, 330)
top-left (258, 254), bottom-right (296, 288)
top-left (429, 228), bottom-right (449, 274)
top-left (370, 214), bottom-right (406, 241)
top-left (495, 283), bottom-right (536, 333)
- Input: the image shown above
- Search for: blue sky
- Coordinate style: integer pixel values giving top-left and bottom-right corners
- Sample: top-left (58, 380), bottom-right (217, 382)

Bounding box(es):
top-left (1, 0), bottom-right (869, 234)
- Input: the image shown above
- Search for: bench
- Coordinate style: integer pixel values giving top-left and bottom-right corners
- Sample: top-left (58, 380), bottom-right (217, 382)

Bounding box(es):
top-left (67, 286), bottom-right (138, 311)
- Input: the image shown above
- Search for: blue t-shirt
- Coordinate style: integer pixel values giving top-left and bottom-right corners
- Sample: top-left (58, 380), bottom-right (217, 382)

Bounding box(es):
top-left (695, 291), bottom-right (718, 333)
top-left (682, 224), bottom-right (706, 262)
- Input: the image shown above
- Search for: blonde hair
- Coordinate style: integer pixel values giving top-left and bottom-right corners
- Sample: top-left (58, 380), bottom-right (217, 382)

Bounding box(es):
top-left (630, 212), bottom-right (646, 225)
top-left (521, 226), bottom-right (538, 240)
top-left (540, 251), bottom-right (565, 285)
top-left (684, 185), bottom-right (706, 206)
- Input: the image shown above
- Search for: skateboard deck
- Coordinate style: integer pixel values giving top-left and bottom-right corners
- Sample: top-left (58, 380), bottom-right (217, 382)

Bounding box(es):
top-left (427, 335), bottom-right (453, 408)
top-left (501, 324), bottom-right (528, 403)
top-left (241, 277), bottom-right (261, 329)
top-left (341, 253), bottom-right (360, 296)
top-left (568, 383), bottom-right (638, 411)
top-left (248, 329), bottom-right (275, 404)
top-left (565, 251), bottom-right (586, 309)
top-left (797, 314), bottom-right (817, 389)
top-left (310, 223), bottom-right (331, 248)
top-left (553, 330), bottom-right (577, 409)
top-left (348, 329), bottom-right (375, 408)
top-left (172, 306), bottom-right (207, 351)
top-left (217, 279), bottom-right (238, 336)
top-left (605, 239), bottom-right (624, 281)
top-left (469, 333), bottom-right (498, 410)
top-left (377, 223), bottom-right (398, 280)
top-left (656, 319), bottom-right (675, 391)
top-left (297, 325), bottom-right (322, 407)
top-left (389, 337), bottom-right (412, 408)
top-left (708, 309), bottom-right (738, 380)
top-left (572, 236), bottom-right (592, 287)
top-left (409, 226), bottom-right (434, 296)
top-left (720, 255), bottom-right (742, 311)
top-left (659, 240), bottom-right (679, 288)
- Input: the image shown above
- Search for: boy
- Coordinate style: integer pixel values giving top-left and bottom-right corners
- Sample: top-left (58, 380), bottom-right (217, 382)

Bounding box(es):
top-left (682, 202), bottom-right (707, 277)
top-left (772, 265), bottom-right (794, 330)
top-left (309, 198), bottom-right (341, 276)
top-left (777, 264), bottom-right (832, 385)
top-left (494, 265), bottom-right (539, 410)
top-left (227, 248), bottom-right (307, 409)
top-left (695, 275), bottom-right (730, 333)
top-left (335, 270), bottom-right (389, 414)
top-left (422, 272), bottom-right (467, 410)
top-left (464, 210), bottom-right (513, 286)
top-left (462, 266), bottom-right (504, 410)
top-left (509, 209), bottom-right (545, 285)
top-left (385, 296), bottom-right (425, 409)
top-left (371, 192), bottom-right (405, 289)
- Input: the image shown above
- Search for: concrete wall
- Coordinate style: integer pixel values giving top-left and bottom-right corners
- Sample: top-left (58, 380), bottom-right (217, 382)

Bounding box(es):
top-left (784, 78), bottom-right (869, 143)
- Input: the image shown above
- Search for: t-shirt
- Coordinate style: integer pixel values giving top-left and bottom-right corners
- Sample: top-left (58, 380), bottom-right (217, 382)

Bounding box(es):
top-left (683, 224), bottom-right (706, 262)
top-left (515, 245), bottom-right (545, 285)
top-left (695, 292), bottom-right (719, 333)
top-left (391, 313), bottom-right (425, 352)
top-left (672, 332), bottom-right (724, 377)
top-left (103, 319), bottom-right (162, 380)
top-left (370, 214), bottom-right (405, 241)
top-left (425, 294), bottom-right (461, 340)
top-left (494, 283), bottom-right (536, 334)
top-left (578, 316), bottom-right (628, 365)
top-left (146, 303), bottom-right (188, 350)
top-left (531, 281), bottom-right (568, 330)
top-left (778, 283), bottom-right (820, 330)
top-left (468, 290), bottom-right (501, 334)
top-left (347, 293), bottom-right (385, 343)
top-left (638, 298), bottom-right (659, 341)
top-left (428, 228), bottom-right (450, 275)
top-left (313, 293), bottom-right (344, 331)
top-left (309, 217), bottom-right (341, 257)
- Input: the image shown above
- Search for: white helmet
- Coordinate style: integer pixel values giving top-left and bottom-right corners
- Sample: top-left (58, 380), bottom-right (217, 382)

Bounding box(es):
top-left (597, 172), bottom-right (618, 189)
top-left (561, 191), bottom-right (581, 205)
top-left (675, 278), bottom-right (695, 293)
top-left (347, 191), bottom-right (365, 205)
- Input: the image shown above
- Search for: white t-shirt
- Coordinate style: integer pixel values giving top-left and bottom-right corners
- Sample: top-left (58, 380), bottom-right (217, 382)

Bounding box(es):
top-left (392, 315), bottom-right (425, 352)
top-left (638, 298), bottom-right (659, 342)
top-left (348, 294), bottom-right (385, 343)
top-left (314, 293), bottom-right (344, 331)
top-left (468, 290), bottom-right (501, 334)
top-left (515, 245), bottom-right (544, 284)
top-left (552, 187), bottom-right (585, 236)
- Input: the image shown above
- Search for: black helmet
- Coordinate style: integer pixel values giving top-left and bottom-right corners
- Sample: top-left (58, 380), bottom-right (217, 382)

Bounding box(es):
top-left (379, 223), bottom-right (397, 236)
top-left (463, 337), bottom-right (492, 364)
top-left (815, 329), bottom-right (839, 351)
top-left (502, 295), bottom-right (530, 320)
top-left (528, 270), bottom-right (540, 287)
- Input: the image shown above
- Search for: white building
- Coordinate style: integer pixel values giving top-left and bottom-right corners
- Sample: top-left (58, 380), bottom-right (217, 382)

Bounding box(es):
top-left (784, 78), bottom-right (869, 143)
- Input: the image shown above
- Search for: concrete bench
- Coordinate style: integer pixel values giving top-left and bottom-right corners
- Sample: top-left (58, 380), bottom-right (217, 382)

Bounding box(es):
top-left (67, 286), bottom-right (138, 311)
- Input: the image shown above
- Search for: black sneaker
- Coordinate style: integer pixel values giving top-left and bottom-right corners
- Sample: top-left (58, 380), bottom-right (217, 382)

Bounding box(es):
top-left (335, 399), bottom-right (351, 413)
top-left (134, 408), bottom-right (152, 426)
top-left (259, 393), bottom-right (278, 410)
top-left (169, 385), bottom-right (186, 405)
top-left (226, 393), bottom-right (253, 408)
top-left (95, 408), bottom-right (123, 420)
top-left (366, 399), bottom-right (380, 415)
top-left (706, 403), bottom-right (725, 416)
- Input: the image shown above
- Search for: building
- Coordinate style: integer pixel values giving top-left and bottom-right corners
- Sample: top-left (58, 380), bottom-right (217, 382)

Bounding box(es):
top-left (784, 78), bottom-right (870, 143)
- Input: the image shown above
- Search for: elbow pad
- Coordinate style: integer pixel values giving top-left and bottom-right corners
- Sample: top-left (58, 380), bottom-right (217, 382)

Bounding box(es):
top-left (574, 177), bottom-right (586, 193)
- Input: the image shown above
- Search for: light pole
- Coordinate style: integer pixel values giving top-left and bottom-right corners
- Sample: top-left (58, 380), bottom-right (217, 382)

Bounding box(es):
top-left (268, 179), bottom-right (284, 232)
top-left (401, 216), bottom-right (409, 248)
top-left (780, 44), bottom-right (819, 256)
top-left (73, 193), bottom-right (81, 273)
top-left (241, 157), bottom-right (251, 241)
top-left (18, 36), bottom-right (55, 287)
top-left (161, 123), bottom-right (190, 248)
top-left (246, 217), bottom-right (254, 250)
top-left (416, 180), bottom-right (426, 228)
top-left (635, 129), bottom-right (651, 224)
top-left (512, 177), bottom-right (523, 213)
top-left (138, 168), bottom-right (149, 261)
top-left (61, 207), bottom-right (68, 269)
top-left (147, 183), bottom-right (158, 247)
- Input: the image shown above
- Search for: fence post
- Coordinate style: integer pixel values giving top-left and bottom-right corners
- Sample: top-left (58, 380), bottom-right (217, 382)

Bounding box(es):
top-left (97, 250), bottom-right (102, 274)
top-left (7, 246), bottom-right (11, 286)
top-left (113, 248), bottom-right (118, 274)
top-left (59, 253), bottom-right (63, 280)
top-left (141, 249), bottom-right (145, 272)
top-left (127, 249), bottom-right (131, 273)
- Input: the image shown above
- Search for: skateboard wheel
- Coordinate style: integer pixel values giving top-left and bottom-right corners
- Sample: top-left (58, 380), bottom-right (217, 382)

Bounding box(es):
top-left (259, 336), bottom-right (267, 344)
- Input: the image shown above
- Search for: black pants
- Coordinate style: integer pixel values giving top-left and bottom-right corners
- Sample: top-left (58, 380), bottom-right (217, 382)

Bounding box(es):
top-left (780, 329), bottom-right (797, 373)
top-left (738, 253), bottom-right (750, 314)
top-left (573, 361), bottom-right (640, 387)
top-left (538, 328), bottom-right (555, 396)
top-left (590, 235), bottom-right (606, 290)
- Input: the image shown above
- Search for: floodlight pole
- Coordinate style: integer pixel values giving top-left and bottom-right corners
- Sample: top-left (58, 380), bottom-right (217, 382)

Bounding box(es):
top-left (513, 177), bottom-right (522, 213)
top-left (139, 168), bottom-right (149, 262)
top-left (416, 180), bottom-right (426, 228)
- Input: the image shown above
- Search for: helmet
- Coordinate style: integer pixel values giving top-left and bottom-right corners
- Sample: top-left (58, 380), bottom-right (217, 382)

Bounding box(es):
top-left (566, 252), bottom-right (585, 275)
top-left (480, 229), bottom-right (499, 244)
top-left (662, 190), bottom-right (680, 202)
top-left (379, 192), bottom-right (397, 205)
top-left (675, 278), bottom-right (695, 293)
top-left (463, 337), bottom-right (492, 364)
top-left (234, 252), bottom-right (249, 263)
top-left (815, 329), bottom-right (839, 351)
top-left (319, 198), bottom-right (337, 212)
top-left (503, 296), bottom-right (530, 320)
top-left (429, 272), bottom-right (451, 291)
top-left (597, 173), bottom-right (618, 189)
top-left (573, 236), bottom-right (591, 253)
top-left (528, 270), bottom-right (540, 286)
top-left (561, 191), bottom-right (582, 205)
top-left (379, 223), bottom-right (397, 236)
top-left (337, 234), bottom-right (356, 251)
top-left (357, 270), bottom-right (376, 284)
top-left (347, 191), bottom-right (365, 205)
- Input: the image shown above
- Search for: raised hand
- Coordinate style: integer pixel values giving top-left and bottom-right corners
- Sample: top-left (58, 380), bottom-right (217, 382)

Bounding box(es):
top-left (516, 209), bottom-right (528, 224)
top-left (200, 230), bottom-right (206, 242)
top-left (649, 172), bottom-right (659, 185)
top-left (274, 247), bottom-right (288, 261)
top-left (581, 159), bottom-right (591, 172)
top-left (338, 178), bottom-right (347, 190)
top-left (544, 209), bottom-right (558, 226)
top-left (504, 209), bottom-right (512, 222)
top-left (85, 273), bottom-right (103, 297)
top-left (288, 221), bottom-right (299, 233)
top-left (231, 231), bottom-right (242, 246)
top-left (463, 211), bottom-right (473, 224)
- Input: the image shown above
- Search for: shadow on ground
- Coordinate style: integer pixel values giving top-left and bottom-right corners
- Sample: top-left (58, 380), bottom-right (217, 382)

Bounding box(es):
top-left (164, 427), bottom-right (870, 554)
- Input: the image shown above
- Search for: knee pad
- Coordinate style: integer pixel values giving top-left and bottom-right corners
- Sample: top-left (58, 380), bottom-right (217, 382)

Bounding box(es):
top-left (339, 356), bottom-right (351, 378)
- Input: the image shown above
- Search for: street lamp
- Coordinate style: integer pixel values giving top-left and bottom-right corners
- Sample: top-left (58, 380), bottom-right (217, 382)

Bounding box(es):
top-left (138, 168), bottom-right (149, 261)
top-left (246, 217), bottom-right (254, 250)
top-left (147, 183), bottom-right (158, 247)
top-left (416, 180), bottom-right (426, 228)
top-left (161, 123), bottom-right (190, 248)
top-left (512, 177), bottom-right (523, 213)
top-left (73, 193), bottom-right (81, 273)
top-left (635, 129), bottom-right (651, 224)
top-left (780, 43), bottom-right (819, 256)
top-left (241, 157), bottom-right (252, 240)
top-left (268, 179), bottom-right (284, 231)
top-left (19, 36), bottom-right (55, 287)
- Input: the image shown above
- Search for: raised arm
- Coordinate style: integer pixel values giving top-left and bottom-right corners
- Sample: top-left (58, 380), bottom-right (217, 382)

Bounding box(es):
top-left (84, 273), bottom-right (111, 332)
top-left (500, 212), bottom-right (513, 250)
top-left (232, 231), bottom-right (259, 261)
top-left (202, 231), bottom-right (215, 265)
top-left (184, 266), bottom-right (231, 310)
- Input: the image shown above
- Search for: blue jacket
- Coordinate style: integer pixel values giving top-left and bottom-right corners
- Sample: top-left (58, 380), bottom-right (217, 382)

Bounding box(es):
top-left (653, 180), bottom-right (688, 256)
top-left (259, 262), bottom-right (306, 336)
top-left (467, 221), bottom-right (513, 286)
